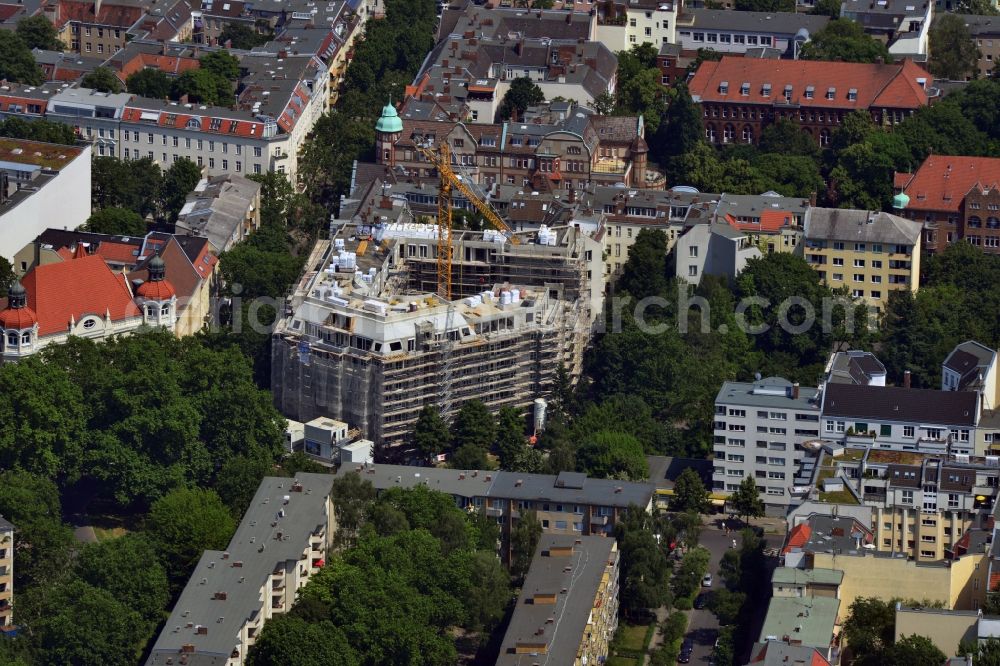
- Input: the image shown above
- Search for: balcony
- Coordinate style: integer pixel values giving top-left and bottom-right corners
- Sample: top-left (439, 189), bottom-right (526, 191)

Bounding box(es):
top-left (590, 515), bottom-right (609, 526)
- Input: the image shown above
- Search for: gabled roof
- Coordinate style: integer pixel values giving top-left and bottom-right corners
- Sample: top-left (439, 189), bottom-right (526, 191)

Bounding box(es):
top-left (900, 155), bottom-right (1000, 213)
top-left (128, 236), bottom-right (212, 301)
top-left (822, 383), bottom-right (980, 426)
top-left (21, 254), bottom-right (140, 336)
top-left (688, 56), bottom-right (931, 110)
top-left (783, 522), bottom-right (812, 554)
top-left (56, 0), bottom-right (145, 28)
top-left (804, 207), bottom-right (922, 245)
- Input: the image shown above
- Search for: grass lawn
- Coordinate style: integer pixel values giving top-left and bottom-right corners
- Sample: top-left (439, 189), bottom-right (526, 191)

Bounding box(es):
top-left (93, 526), bottom-right (128, 541)
top-left (819, 490), bottom-right (860, 505)
top-left (617, 624), bottom-right (652, 652)
top-left (607, 657), bottom-right (639, 666)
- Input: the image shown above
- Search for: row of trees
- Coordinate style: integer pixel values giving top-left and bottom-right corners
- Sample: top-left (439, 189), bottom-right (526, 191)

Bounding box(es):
top-left (90, 155), bottom-right (203, 226)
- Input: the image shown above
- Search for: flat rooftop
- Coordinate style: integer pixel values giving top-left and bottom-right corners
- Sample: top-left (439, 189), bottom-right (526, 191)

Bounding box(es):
top-left (759, 596), bottom-right (840, 648)
top-left (497, 534), bottom-right (617, 665)
top-left (0, 137), bottom-right (83, 171)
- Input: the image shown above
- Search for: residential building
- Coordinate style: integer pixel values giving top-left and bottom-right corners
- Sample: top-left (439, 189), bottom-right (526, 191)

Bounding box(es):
top-left (497, 535), bottom-right (619, 665)
top-left (954, 14), bottom-right (1000, 78)
top-left (820, 382), bottom-right (981, 455)
top-left (13, 230), bottom-right (218, 337)
top-left (146, 474), bottom-right (336, 666)
top-left (377, 102), bottom-right (650, 191)
top-left (675, 9), bottom-right (829, 57)
top-left (0, 252), bottom-right (177, 362)
top-left (803, 207), bottom-right (922, 312)
top-left (271, 223), bottom-right (603, 451)
top-left (594, 0), bottom-right (679, 50)
top-left (943, 341), bottom-right (999, 413)
top-left (824, 349), bottom-right (887, 386)
top-left (770, 566), bottom-right (843, 599)
top-left (0, 139), bottom-right (91, 263)
top-left (0, 517), bottom-right (12, 629)
top-left (841, 0), bottom-right (932, 57)
top-left (657, 43), bottom-right (689, 89)
top-left (712, 377), bottom-right (823, 509)
top-left (758, 595), bottom-right (841, 663)
top-left (125, 0), bottom-right (196, 44)
top-left (894, 606), bottom-right (981, 656)
top-left (894, 155), bottom-right (1000, 254)
top-left (746, 641), bottom-right (832, 666)
top-left (409, 7), bottom-right (617, 123)
top-left (33, 49), bottom-right (106, 82)
top-left (329, 464), bottom-right (654, 548)
top-left (47, 0), bottom-right (149, 55)
top-left (104, 42), bottom-right (201, 81)
top-left (191, 0), bottom-right (255, 46)
top-left (688, 56), bottom-right (934, 146)
top-left (674, 221), bottom-right (762, 283)
top-left (783, 512), bottom-right (989, 609)
top-left (175, 174), bottom-right (262, 253)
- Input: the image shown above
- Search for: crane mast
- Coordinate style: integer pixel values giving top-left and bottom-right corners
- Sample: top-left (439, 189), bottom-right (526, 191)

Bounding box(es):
top-left (412, 136), bottom-right (519, 301)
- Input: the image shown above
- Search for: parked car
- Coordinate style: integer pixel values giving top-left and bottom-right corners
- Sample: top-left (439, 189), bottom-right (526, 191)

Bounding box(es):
top-left (702, 573), bottom-right (713, 587)
top-left (678, 638), bottom-right (694, 663)
top-left (694, 592), bottom-right (709, 609)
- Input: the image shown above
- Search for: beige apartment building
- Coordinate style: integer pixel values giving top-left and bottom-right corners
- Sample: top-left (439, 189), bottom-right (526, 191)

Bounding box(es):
top-left (497, 535), bottom-right (620, 665)
top-left (803, 207), bottom-right (922, 312)
top-left (0, 517), bottom-right (12, 629)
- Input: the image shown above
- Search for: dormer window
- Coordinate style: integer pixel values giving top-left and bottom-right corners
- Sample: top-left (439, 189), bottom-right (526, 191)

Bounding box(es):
top-left (805, 85), bottom-right (814, 99)
top-left (783, 84), bottom-right (793, 101)
top-left (826, 87), bottom-right (836, 100)
top-left (762, 83), bottom-right (772, 96)
top-left (719, 81), bottom-right (729, 94)
top-left (740, 82), bottom-right (750, 96)
top-left (848, 88), bottom-right (858, 101)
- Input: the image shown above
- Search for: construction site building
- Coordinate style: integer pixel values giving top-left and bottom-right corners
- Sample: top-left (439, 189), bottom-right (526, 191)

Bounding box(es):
top-left (271, 222), bottom-right (604, 453)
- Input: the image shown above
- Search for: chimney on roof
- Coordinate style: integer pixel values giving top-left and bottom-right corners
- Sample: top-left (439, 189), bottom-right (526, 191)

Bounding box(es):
top-left (903, 370), bottom-right (911, 389)
top-left (792, 382), bottom-right (800, 399)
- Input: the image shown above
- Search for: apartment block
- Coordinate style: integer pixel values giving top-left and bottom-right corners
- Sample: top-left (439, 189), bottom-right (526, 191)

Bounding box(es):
top-left (712, 377), bottom-right (823, 508)
top-left (146, 474), bottom-right (336, 666)
top-left (0, 138), bottom-right (91, 263)
top-left (271, 223), bottom-right (603, 451)
top-left (497, 535), bottom-right (619, 666)
top-left (895, 155), bottom-right (1000, 254)
top-left (594, 0), bottom-right (679, 50)
top-left (803, 207), bottom-right (922, 312)
top-left (0, 517), bottom-right (13, 629)
top-left (674, 221), bottom-right (762, 283)
top-left (328, 464), bottom-right (654, 547)
top-left (955, 14), bottom-right (1000, 79)
top-left (175, 174), bottom-right (262, 254)
top-left (841, 0), bottom-right (933, 57)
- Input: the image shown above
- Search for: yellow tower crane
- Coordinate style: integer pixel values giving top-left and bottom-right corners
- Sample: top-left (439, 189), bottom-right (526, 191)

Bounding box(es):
top-left (411, 136), bottom-right (519, 301)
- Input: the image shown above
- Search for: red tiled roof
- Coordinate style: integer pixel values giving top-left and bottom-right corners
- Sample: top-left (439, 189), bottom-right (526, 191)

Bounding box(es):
top-left (96, 241), bottom-right (142, 265)
top-left (0, 4), bottom-right (23, 20)
top-left (782, 522), bottom-right (812, 554)
top-left (136, 279), bottom-right (176, 300)
top-left (991, 571), bottom-right (1000, 592)
top-left (893, 171), bottom-right (913, 189)
top-left (117, 53), bottom-right (200, 78)
top-left (20, 254), bottom-right (140, 337)
top-left (56, 247), bottom-right (75, 261)
top-left (0, 305), bottom-right (38, 329)
top-left (900, 155), bottom-right (1000, 213)
top-left (725, 210), bottom-right (794, 233)
top-left (121, 105), bottom-right (265, 138)
top-left (688, 56), bottom-right (931, 111)
top-left (56, 0), bottom-right (144, 28)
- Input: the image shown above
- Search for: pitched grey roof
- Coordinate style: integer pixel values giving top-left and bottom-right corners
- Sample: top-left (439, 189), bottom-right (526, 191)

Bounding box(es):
top-left (821, 383), bottom-right (979, 426)
top-left (146, 473), bottom-right (335, 665)
top-left (0, 515), bottom-right (13, 531)
top-left (943, 341), bottom-right (996, 390)
top-left (496, 535), bottom-right (616, 665)
top-left (175, 174), bottom-right (261, 252)
top-left (954, 13), bottom-right (1000, 36)
top-left (804, 207), bottom-right (922, 245)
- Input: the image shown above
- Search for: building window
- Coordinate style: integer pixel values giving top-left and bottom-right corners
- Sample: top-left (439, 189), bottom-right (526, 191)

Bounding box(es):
top-left (742, 125), bottom-right (752, 143)
top-left (903, 426), bottom-right (914, 437)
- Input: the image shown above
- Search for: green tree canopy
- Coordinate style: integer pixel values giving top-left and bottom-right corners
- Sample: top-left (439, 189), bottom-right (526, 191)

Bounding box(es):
top-left (248, 615), bottom-right (358, 666)
top-left (160, 157), bottom-right (202, 221)
top-left (199, 50), bottom-right (241, 80)
top-left (843, 597), bottom-right (897, 665)
top-left (619, 228), bottom-right (669, 300)
top-left (16, 15), bottom-right (62, 51)
top-left (652, 85), bottom-right (703, 182)
top-left (728, 475), bottom-right (764, 524)
top-left (499, 76), bottom-right (545, 121)
top-left (127, 68), bottom-right (172, 99)
top-left (19, 579), bottom-right (146, 666)
top-left (758, 118), bottom-right (819, 157)
top-left (929, 14), bottom-right (981, 81)
top-left (0, 470), bottom-right (74, 587)
top-left (412, 404), bottom-right (450, 457)
top-left (615, 507), bottom-right (671, 617)
top-left (81, 66), bottom-right (124, 93)
top-left (75, 533), bottom-right (170, 624)
top-left (219, 22), bottom-right (273, 49)
top-left (885, 634), bottom-right (947, 666)
top-left (735, 0), bottom-right (794, 10)
top-left (0, 31), bottom-right (43, 84)
top-left (576, 430), bottom-right (649, 481)
top-left (510, 510), bottom-right (542, 580)
top-left (146, 487), bottom-right (237, 583)
top-left (801, 18), bottom-right (893, 63)
top-left (956, 0), bottom-right (999, 14)
top-left (92, 156), bottom-right (163, 218)
top-left (171, 68), bottom-right (233, 106)
top-left (84, 207), bottom-right (147, 236)
top-left (451, 399), bottom-right (496, 450)
top-left (0, 117), bottom-right (77, 144)
top-left (672, 467), bottom-right (710, 513)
